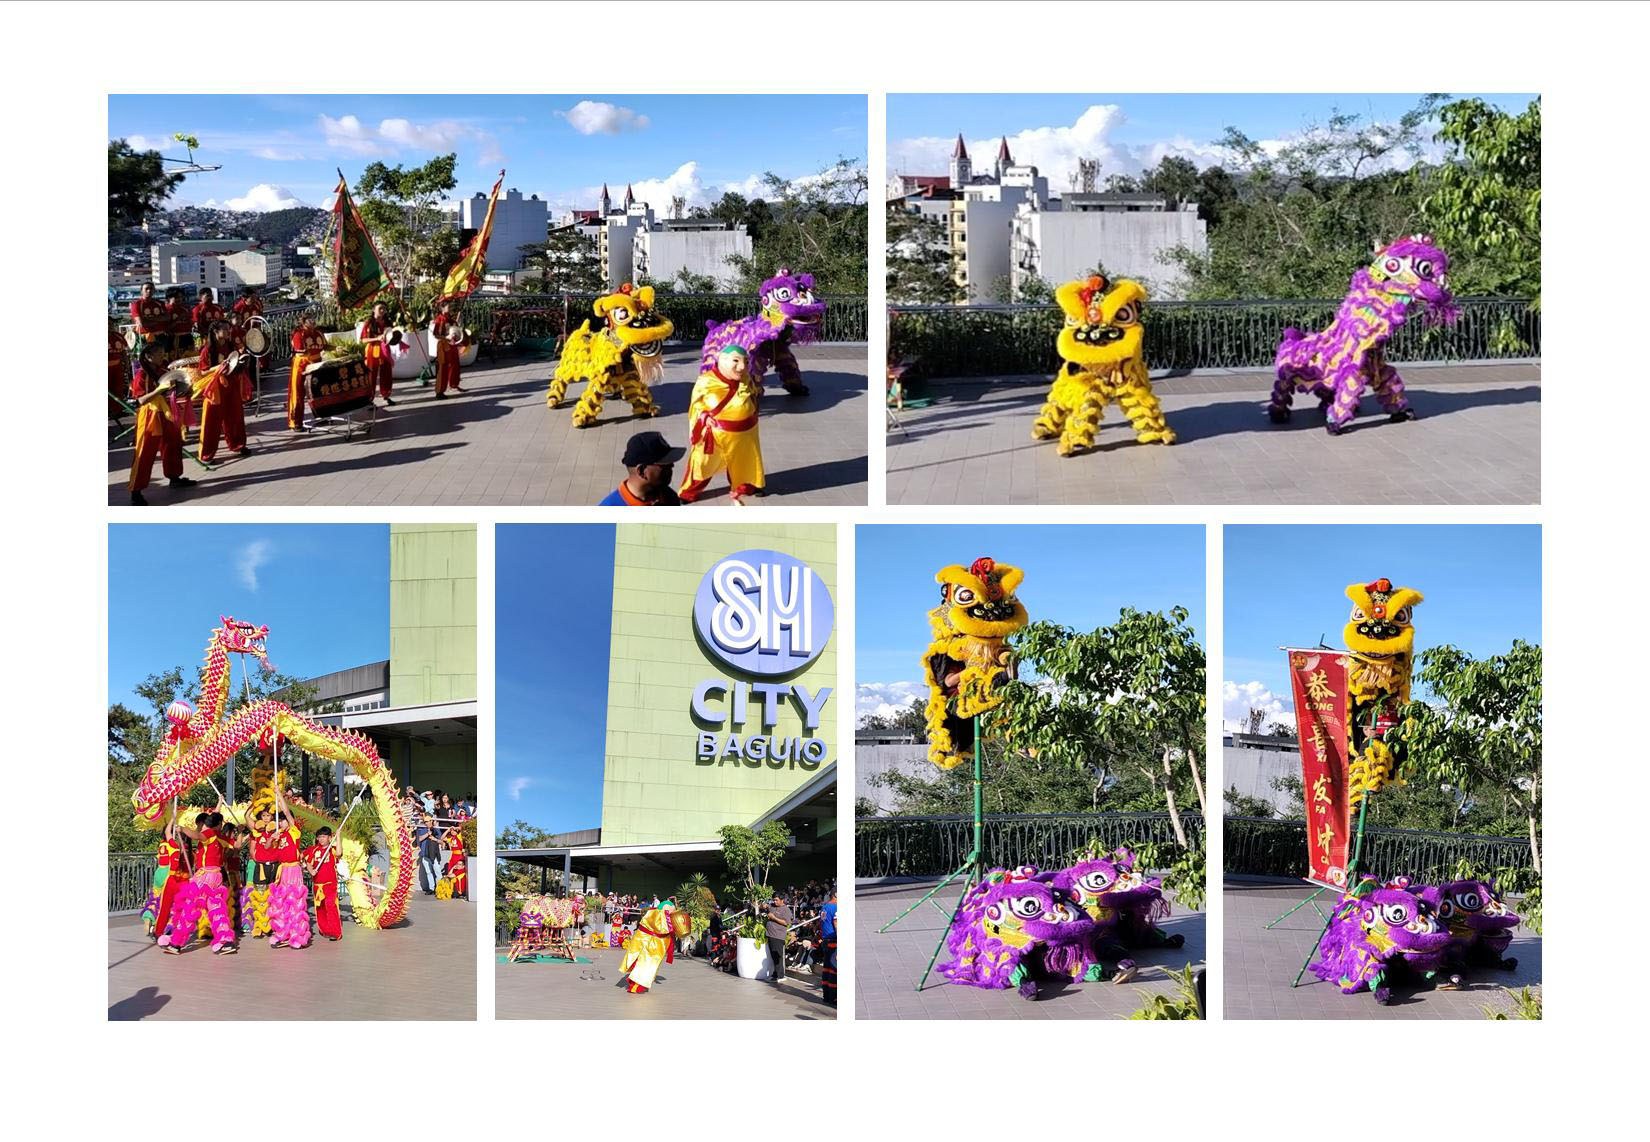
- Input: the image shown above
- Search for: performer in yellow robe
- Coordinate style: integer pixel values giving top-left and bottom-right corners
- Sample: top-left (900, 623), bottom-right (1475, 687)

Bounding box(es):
top-left (680, 345), bottom-right (765, 504)
top-left (619, 901), bottom-right (692, 994)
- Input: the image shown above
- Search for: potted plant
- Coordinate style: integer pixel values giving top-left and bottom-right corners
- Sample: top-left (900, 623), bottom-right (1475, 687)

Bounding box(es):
top-left (719, 822), bottom-right (792, 981)
top-left (674, 873), bottom-right (718, 955)
top-left (734, 911), bottom-right (772, 980)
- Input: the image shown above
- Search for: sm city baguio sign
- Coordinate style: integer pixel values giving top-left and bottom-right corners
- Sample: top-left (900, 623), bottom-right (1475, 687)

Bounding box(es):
top-left (689, 549), bottom-right (834, 770)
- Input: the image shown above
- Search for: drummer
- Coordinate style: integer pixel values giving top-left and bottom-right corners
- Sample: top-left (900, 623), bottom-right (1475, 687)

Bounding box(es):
top-left (288, 311), bottom-right (328, 432)
top-left (360, 300), bottom-right (397, 405)
top-left (163, 288), bottom-right (192, 356)
top-left (197, 321), bottom-right (251, 463)
top-left (231, 286), bottom-right (266, 402)
top-left (108, 316), bottom-right (130, 421)
top-left (127, 341), bottom-right (196, 506)
top-left (129, 283), bottom-right (167, 394)
top-left (191, 288), bottom-right (225, 348)
top-left (431, 299), bottom-right (465, 398)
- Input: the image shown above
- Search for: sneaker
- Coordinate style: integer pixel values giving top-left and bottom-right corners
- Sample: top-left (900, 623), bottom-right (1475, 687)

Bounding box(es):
top-left (384, 397), bottom-right (396, 406)
top-left (162, 944), bottom-right (182, 955)
top-left (435, 392), bottom-right (447, 401)
top-left (1111, 960), bottom-right (1139, 985)
top-left (214, 944), bottom-right (238, 955)
top-left (169, 476), bottom-right (197, 487)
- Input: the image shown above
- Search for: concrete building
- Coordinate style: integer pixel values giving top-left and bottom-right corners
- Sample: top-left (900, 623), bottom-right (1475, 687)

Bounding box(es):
top-left (497, 524), bottom-right (838, 895)
top-left (855, 731), bottom-right (930, 815)
top-left (151, 240), bottom-right (284, 292)
top-left (444, 186), bottom-right (548, 271)
top-left (634, 218), bottom-right (751, 289)
top-left (1010, 198), bottom-right (1205, 298)
top-left (1222, 733), bottom-right (1304, 818)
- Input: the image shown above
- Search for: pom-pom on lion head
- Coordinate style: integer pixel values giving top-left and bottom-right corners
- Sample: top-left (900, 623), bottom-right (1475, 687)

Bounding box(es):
top-left (935, 556), bottom-right (1029, 638)
top-left (1343, 578), bottom-right (1423, 657)
top-left (1056, 274), bottom-right (1148, 370)
top-left (593, 283), bottom-right (673, 358)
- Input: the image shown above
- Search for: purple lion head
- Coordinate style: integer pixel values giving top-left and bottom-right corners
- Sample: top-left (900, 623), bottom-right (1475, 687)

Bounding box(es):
top-left (1312, 877), bottom-right (1453, 996)
top-left (760, 267), bottom-right (826, 336)
top-left (1436, 878), bottom-right (1520, 938)
top-left (1367, 235), bottom-right (1458, 324)
top-left (939, 868), bottom-right (1095, 991)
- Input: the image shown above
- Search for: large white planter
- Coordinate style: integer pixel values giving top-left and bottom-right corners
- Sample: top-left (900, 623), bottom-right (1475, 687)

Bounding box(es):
top-left (736, 934), bottom-right (773, 980)
top-left (423, 329), bottom-right (479, 369)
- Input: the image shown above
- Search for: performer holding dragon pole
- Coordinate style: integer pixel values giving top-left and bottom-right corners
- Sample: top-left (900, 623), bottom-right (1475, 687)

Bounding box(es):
top-left (158, 809), bottom-right (238, 955)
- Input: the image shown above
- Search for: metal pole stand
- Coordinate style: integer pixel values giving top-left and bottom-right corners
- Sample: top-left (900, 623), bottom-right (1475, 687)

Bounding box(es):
top-left (877, 721), bottom-right (986, 991)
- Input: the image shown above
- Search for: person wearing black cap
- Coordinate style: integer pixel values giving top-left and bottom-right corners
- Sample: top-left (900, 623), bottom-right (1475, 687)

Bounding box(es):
top-left (599, 430), bottom-right (684, 506)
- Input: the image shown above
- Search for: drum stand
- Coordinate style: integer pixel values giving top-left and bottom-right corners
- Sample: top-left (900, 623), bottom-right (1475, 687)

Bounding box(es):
top-left (307, 402), bottom-right (378, 441)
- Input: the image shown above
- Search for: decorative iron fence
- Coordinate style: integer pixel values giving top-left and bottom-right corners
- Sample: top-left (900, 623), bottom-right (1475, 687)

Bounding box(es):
top-left (110, 851), bottom-right (155, 914)
top-left (856, 812), bottom-right (1204, 879)
top-left (888, 296), bottom-right (1539, 379)
top-left (1223, 816), bottom-right (1534, 883)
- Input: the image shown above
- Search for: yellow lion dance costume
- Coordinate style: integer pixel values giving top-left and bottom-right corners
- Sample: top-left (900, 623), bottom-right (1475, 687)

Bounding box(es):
top-left (1342, 577), bottom-right (1423, 805)
top-left (923, 557), bottom-right (1029, 770)
top-left (1033, 275), bottom-right (1175, 455)
top-left (547, 284), bottom-right (673, 427)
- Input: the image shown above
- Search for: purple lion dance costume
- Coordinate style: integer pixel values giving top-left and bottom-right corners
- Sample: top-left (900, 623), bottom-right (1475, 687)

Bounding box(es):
top-left (1310, 877), bottom-right (1454, 1004)
top-left (1053, 848), bottom-right (1184, 960)
top-left (1435, 878), bottom-right (1521, 973)
top-left (700, 268), bottom-right (825, 397)
top-left (1270, 235), bottom-right (1459, 434)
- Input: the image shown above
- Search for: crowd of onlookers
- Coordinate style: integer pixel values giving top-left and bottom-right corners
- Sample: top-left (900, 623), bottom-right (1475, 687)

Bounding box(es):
top-left (402, 786), bottom-right (475, 898)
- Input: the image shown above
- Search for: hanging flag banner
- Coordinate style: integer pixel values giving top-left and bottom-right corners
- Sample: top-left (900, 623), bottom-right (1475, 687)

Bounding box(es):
top-left (329, 172), bottom-right (393, 309)
top-left (441, 170), bottom-right (505, 300)
top-left (1285, 648), bottom-right (1353, 890)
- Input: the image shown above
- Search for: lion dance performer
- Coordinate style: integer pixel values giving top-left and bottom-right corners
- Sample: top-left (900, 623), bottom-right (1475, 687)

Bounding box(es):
top-left (619, 899), bottom-right (692, 994)
top-left (158, 810), bottom-right (237, 955)
top-left (700, 268), bottom-right (825, 396)
top-left (305, 827), bottom-right (343, 941)
top-left (679, 344), bottom-right (764, 504)
top-left (923, 557), bottom-right (1029, 770)
top-left (547, 284), bottom-right (672, 426)
top-left (1342, 577), bottom-right (1423, 807)
top-left (938, 868), bottom-right (1100, 1000)
top-left (1310, 876), bottom-right (1453, 1004)
top-left (264, 789), bottom-right (311, 949)
top-left (1270, 235), bottom-right (1458, 433)
top-left (1033, 274), bottom-right (1174, 456)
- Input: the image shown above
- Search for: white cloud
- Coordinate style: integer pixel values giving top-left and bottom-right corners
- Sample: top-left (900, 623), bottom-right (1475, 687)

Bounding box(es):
top-left (506, 776), bottom-right (536, 801)
top-left (856, 680), bottom-right (927, 725)
top-left (203, 183), bottom-right (307, 212)
top-left (1223, 679), bottom-right (1292, 733)
top-left (235, 539), bottom-right (273, 592)
top-left (554, 162), bottom-right (794, 216)
top-left (561, 100), bottom-right (650, 136)
top-left (318, 114), bottom-right (502, 164)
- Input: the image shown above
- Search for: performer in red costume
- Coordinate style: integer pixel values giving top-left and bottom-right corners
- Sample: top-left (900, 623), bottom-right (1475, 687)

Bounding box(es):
top-left (197, 322), bottom-right (251, 463)
top-left (130, 283), bottom-right (168, 398)
top-left (266, 789), bottom-right (311, 949)
top-left (160, 810), bottom-right (238, 954)
top-left (443, 827), bottom-right (468, 899)
top-left (127, 342), bottom-right (194, 506)
top-left (145, 826), bottom-right (188, 938)
top-left (109, 319), bottom-right (130, 419)
top-left (360, 300), bottom-right (397, 403)
top-left (304, 826), bottom-right (344, 941)
top-left (191, 289), bottom-right (225, 347)
top-left (288, 312), bottom-right (328, 432)
top-left (162, 288), bottom-right (192, 356)
top-left (231, 287), bottom-right (266, 402)
top-left (432, 300), bottom-right (465, 398)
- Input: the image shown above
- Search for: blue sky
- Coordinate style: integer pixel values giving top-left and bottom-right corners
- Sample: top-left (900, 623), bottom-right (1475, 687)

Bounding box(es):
top-left (887, 93), bottom-right (1538, 185)
top-left (1223, 524), bottom-right (1541, 730)
top-left (107, 525), bottom-right (388, 709)
top-left (495, 525), bottom-right (615, 834)
top-left (856, 525), bottom-right (1205, 723)
top-left (109, 94), bottom-right (867, 214)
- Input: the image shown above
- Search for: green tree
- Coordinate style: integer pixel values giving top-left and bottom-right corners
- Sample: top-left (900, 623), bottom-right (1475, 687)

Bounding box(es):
top-left (1417, 97), bottom-right (1541, 299)
top-left (726, 159), bottom-right (868, 298)
top-left (347, 154), bottom-right (461, 315)
top-left (886, 204), bottom-right (962, 304)
top-left (1394, 640), bottom-right (1542, 872)
top-left (856, 696), bottom-right (927, 738)
top-left (718, 820), bottom-right (792, 907)
top-left (109, 139), bottom-right (185, 228)
top-left (1223, 784), bottom-right (1275, 818)
top-left (517, 227), bottom-right (604, 296)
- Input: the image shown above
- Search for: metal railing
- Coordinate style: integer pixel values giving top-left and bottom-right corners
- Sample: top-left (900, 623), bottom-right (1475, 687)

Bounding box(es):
top-left (855, 811), bottom-right (1204, 879)
top-left (888, 296), bottom-right (1540, 378)
top-left (1223, 816), bottom-right (1534, 883)
top-left (110, 851), bottom-right (156, 914)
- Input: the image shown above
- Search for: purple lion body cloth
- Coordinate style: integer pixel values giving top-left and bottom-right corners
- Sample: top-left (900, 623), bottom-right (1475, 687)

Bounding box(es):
top-left (1052, 848), bottom-right (1184, 959)
top-left (699, 268), bottom-right (826, 396)
top-left (1270, 235), bottom-right (1459, 434)
top-left (1310, 877), bottom-right (1454, 1004)
top-left (1434, 878), bottom-right (1522, 972)
top-left (937, 867), bottom-right (1101, 1000)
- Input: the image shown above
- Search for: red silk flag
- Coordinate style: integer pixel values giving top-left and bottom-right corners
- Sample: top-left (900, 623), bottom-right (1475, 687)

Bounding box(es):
top-left (441, 170), bottom-right (505, 301)
top-left (1285, 649), bottom-right (1354, 889)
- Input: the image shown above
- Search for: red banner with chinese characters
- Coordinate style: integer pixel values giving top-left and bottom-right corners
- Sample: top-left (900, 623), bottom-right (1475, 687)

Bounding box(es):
top-left (1285, 649), bottom-right (1353, 890)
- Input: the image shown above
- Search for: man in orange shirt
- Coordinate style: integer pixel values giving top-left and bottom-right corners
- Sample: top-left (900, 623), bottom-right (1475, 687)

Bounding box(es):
top-left (431, 300), bottom-right (465, 398)
top-left (127, 342), bottom-right (196, 505)
top-left (360, 300), bottom-right (397, 404)
top-left (197, 322), bottom-right (251, 462)
top-left (288, 312), bottom-right (328, 432)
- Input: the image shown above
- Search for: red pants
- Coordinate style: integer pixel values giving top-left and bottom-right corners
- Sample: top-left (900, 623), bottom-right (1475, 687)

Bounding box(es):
top-left (199, 388), bottom-right (246, 461)
top-left (288, 355), bottom-right (317, 429)
top-left (367, 347), bottom-right (393, 398)
top-left (447, 860), bottom-right (467, 898)
top-left (313, 879), bottom-right (341, 940)
top-left (435, 340), bottom-right (460, 395)
top-left (129, 409), bottom-right (183, 492)
top-left (154, 872), bottom-right (184, 936)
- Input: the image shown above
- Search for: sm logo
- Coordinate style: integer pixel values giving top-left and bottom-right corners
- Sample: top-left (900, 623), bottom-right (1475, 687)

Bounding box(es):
top-left (692, 549), bottom-right (835, 677)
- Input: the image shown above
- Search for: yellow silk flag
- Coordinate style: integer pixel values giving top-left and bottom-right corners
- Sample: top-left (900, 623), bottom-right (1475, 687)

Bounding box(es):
top-left (440, 170), bottom-right (505, 300)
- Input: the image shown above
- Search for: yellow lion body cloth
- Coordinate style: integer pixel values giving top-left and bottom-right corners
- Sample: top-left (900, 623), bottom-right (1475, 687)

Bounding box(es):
top-left (1341, 577), bottom-right (1423, 804)
top-left (1032, 276), bottom-right (1175, 455)
top-left (923, 557), bottom-right (1029, 770)
top-left (547, 285), bottom-right (673, 427)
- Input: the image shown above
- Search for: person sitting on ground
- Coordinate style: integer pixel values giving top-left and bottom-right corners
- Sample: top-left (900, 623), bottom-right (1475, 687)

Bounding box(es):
top-left (598, 431), bottom-right (684, 506)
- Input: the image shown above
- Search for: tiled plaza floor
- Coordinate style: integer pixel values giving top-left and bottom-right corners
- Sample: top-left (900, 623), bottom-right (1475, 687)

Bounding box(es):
top-left (108, 345), bottom-right (868, 507)
top-left (856, 878), bottom-right (1206, 1020)
top-left (495, 943), bottom-right (835, 1020)
top-left (1223, 878), bottom-right (1542, 1020)
top-left (886, 361), bottom-right (1539, 504)
top-left (108, 893), bottom-right (477, 1020)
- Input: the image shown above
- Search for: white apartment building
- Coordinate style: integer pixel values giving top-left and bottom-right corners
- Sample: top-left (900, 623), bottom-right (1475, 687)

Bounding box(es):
top-left (443, 186), bottom-right (549, 272)
top-left (150, 239), bottom-right (284, 291)
top-left (633, 219), bottom-right (750, 289)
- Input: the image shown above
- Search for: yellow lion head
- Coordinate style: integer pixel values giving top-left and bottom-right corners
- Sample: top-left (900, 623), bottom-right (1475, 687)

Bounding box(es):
top-left (1343, 578), bottom-right (1423, 657)
top-left (935, 557), bottom-right (1029, 639)
top-left (1056, 275), bottom-right (1147, 371)
top-left (593, 284), bottom-right (673, 358)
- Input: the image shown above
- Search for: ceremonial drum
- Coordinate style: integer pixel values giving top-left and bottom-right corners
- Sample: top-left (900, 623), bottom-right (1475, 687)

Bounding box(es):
top-left (241, 323), bottom-right (270, 357)
top-left (304, 358), bottom-right (377, 418)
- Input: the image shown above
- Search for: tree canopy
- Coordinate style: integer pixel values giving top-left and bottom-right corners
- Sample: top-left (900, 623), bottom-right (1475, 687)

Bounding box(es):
top-left (109, 139), bottom-right (184, 228)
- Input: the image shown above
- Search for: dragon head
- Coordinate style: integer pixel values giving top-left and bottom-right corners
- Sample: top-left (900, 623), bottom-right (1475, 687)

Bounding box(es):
top-left (935, 556), bottom-right (1029, 639)
top-left (1056, 275), bottom-right (1147, 370)
top-left (1351, 880), bottom-right (1453, 961)
top-left (1437, 878), bottom-right (1520, 937)
top-left (1343, 578), bottom-right (1422, 658)
top-left (594, 284), bottom-right (672, 360)
top-left (219, 616), bottom-right (274, 670)
top-left (1368, 235), bottom-right (1457, 321)
top-left (760, 267), bottom-right (825, 335)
